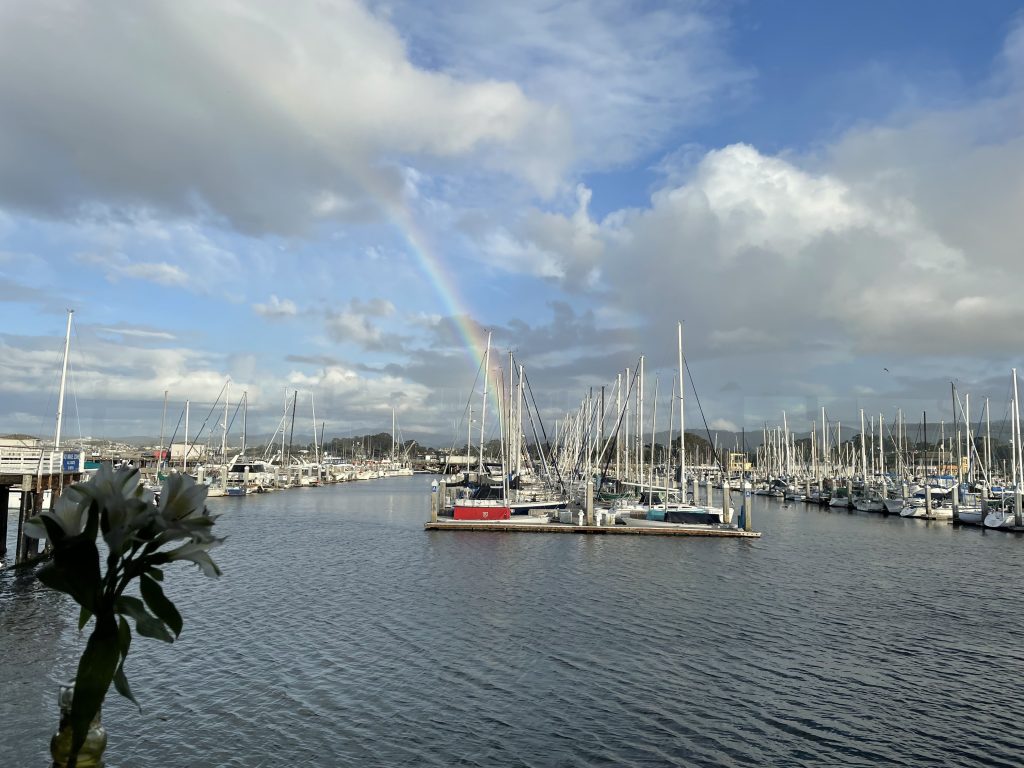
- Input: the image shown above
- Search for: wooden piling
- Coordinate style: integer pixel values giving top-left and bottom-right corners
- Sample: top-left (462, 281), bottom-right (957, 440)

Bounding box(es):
top-left (925, 484), bottom-right (932, 517)
top-left (743, 482), bottom-right (753, 532)
top-left (585, 480), bottom-right (594, 526)
top-left (1015, 490), bottom-right (1022, 528)
top-left (951, 482), bottom-right (959, 523)
top-left (721, 479), bottom-right (730, 525)
top-left (0, 486), bottom-right (8, 559)
top-left (17, 475), bottom-right (37, 565)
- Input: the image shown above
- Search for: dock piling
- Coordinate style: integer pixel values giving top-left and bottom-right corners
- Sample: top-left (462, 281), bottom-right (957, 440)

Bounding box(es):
top-left (925, 484), bottom-right (932, 517)
top-left (743, 482), bottom-right (753, 532)
top-left (722, 479), bottom-right (731, 524)
top-left (1015, 490), bottom-right (1022, 528)
top-left (586, 480), bottom-right (594, 526)
top-left (0, 486), bottom-right (8, 559)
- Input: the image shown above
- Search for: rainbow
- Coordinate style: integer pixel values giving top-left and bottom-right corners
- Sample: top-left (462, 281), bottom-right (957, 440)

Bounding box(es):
top-left (386, 201), bottom-right (506, 424)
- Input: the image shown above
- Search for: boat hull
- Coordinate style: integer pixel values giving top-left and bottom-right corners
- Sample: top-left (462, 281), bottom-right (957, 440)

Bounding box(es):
top-left (453, 504), bottom-right (511, 521)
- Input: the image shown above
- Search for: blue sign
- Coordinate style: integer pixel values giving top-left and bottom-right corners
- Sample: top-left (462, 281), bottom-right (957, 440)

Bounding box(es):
top-left (62, 451), bottom-right (80, 472)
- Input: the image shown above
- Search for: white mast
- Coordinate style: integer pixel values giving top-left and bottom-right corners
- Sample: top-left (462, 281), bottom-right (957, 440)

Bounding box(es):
top-left (678, 322), bottom-right (686, 490)
top-left (53, 309), bottom-right (73, 449)
top-left (516, 363), bottom-right (524, 479)
top-left (221, 380), bottom-right (230, 461)
top-left (648, 375), bottom-right (659, 505)
top-left (859, 409), bottom-right (867, 480)
top-left (241, 390), bottom-right (248, 456)
top-left (312, 394), bottom-right (319, 466)
top-left (158, 389), bottom-right (168, 471)
top-left (782, 410), bottom-right (790, 477)
top-left (615, 372), bottom-right (622, 480)
top-left (184, 399), bottom-right (190, 474)
top-left (1013, 369), bottom-right (1022, 488)
top-left (666, 376), bottom-right (675, 510)
top-left (479, 331), bottom-right (492, 472)
top-left (638, 355), bottom-right (645, 495)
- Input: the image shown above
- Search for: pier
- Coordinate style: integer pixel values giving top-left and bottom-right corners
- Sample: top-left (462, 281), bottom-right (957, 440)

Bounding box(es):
top-left (424, 520), bottom-right (760, 536)
top-left (1, 447), bottom-right (84, 565)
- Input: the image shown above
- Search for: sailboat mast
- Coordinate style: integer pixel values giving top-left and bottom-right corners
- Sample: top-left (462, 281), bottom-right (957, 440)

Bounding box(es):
top-left (53, 309), bottom-right (73, 449)
top-left (312, 394), bottom-right (319, 466)
top-left (158, 389), bottom-right (168, 471)
top-left (479, 331), bottom-right (492, 472)
top-left (184, 400), bottom-right (190, 474)
top-left (241, 390), bottom-right (248, 456)
top-left (221, 381), bottom-right (229, 460)
top-left (677, 322), bottom-right (686, 491)
top-left (648, 376), bottom-right (659, 505)
top-left (1013, 369), bottom-right (1022, 488)
top-left (638, 355), bottom-right (645, 495)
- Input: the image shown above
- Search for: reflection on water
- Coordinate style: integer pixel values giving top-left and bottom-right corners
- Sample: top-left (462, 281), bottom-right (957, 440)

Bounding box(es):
top-left (2, 479), bottom-right (1022, 766)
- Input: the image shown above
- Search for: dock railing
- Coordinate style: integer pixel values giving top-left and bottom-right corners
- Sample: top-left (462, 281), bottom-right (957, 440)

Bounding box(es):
top-left (0, 448), bottom-right (84, 478)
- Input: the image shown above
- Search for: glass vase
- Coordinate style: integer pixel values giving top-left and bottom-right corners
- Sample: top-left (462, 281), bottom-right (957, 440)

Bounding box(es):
top-left (50, 682), bottom-right (107, 767)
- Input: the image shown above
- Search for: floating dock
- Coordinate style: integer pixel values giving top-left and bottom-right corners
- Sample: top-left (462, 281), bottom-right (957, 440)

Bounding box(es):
top-left (424, 520), bottom-right (761, 537)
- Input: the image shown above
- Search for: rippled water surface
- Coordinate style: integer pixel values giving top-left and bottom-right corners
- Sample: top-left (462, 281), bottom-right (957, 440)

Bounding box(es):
top-left (3, 477), bottom-right (1023, 766)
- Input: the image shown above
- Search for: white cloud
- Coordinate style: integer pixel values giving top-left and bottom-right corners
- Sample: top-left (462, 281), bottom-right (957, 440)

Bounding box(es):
top-left (76, 252), bottom-right (189, 288)
top-left (325, 298), bottom-right (400, 349)
top-left (384, 0), bottom-right (750, 172)
top-left (0, 0), bottom-right (570, 232)
top-left (253, 295), bottom-right (298, 318)
top-left (710, 418), bottom-right (739, 432)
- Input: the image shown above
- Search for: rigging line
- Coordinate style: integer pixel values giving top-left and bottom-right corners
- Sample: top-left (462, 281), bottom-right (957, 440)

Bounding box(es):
top-left (184, 379), bottom-right (231, 461)
top-left (442, 343), bottom-right (487, 475)
top-left (164, 406), bottom-right (185, 462)
top-left (69, 316), bottom-right (84, 445)
top-left (682, 355), bottom-right (726, 475)
top-left (522, 368), bottom-right (565, 493)
top-left (595, 358), bottom-right (643, 496)
top-left (37, 331), bottom-right (65, 443)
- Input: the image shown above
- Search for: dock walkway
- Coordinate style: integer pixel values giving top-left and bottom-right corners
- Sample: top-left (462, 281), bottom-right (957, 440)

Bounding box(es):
top-left (424, 520), bottom-right (761, 537)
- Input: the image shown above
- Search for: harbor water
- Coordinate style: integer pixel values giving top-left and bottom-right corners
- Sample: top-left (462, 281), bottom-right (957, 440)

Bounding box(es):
top-left (2, 476), bottom-right (1022, 766)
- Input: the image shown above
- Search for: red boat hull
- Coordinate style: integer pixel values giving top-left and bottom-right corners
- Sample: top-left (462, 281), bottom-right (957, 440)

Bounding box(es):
top-left (453, 505), bottom-right (511, 520)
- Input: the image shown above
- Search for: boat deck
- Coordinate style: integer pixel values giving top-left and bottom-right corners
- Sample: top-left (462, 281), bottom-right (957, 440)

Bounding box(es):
top-left (424, 520), bottom-right (761, 537)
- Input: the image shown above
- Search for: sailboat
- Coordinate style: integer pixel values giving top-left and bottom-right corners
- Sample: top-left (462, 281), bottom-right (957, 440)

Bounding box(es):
top-left (621, 323), bottom-right (736, 530)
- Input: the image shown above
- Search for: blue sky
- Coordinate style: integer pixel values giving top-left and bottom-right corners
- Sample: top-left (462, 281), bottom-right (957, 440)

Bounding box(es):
top-left (1, 1), bottom-right (1023, 446)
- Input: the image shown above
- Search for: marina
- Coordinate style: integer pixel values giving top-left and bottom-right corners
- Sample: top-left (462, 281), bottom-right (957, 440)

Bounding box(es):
top-left (3, 476), bottom-right (1022, 767)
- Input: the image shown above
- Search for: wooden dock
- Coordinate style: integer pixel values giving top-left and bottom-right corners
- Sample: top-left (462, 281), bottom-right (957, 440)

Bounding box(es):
top-left (424, 521), bottom-right (761, 537)
top-left (1, 447), bottom-right (84, 566)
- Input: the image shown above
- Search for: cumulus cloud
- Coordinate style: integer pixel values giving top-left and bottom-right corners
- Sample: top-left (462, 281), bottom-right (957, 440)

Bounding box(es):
top-left (253, 295), bottom-right (298, 318)
top-left (325, 298), bottom-right (404, 350)
top-left (0, 0), bottom-right (569, 233)
top-left (478, 129), bottom-right (1024, 368)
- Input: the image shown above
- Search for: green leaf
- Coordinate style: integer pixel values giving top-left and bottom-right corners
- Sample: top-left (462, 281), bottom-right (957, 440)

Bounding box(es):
top-left (114, 595), bottom-right (174, 643)
top-left (117, 615), bottom-right (132, 657)
top-left (146, 567), bottom-right (164, 581)
top-left (162, 541), bottom-right (223, 577)
top-left (69, 617), bottom-right (120, 761)
top-left (37, 536), bottom-right (101, 612)
top-left (78, 606), bottom-right (92, 631)
top-left (112, 617), bottom-right (140, 711)
top-left (140, 574), bottom-right (182, 638)
top-left (25, 513), bottom-right (65, 544)
top-left (112, 664), bottom-right (138, 711)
